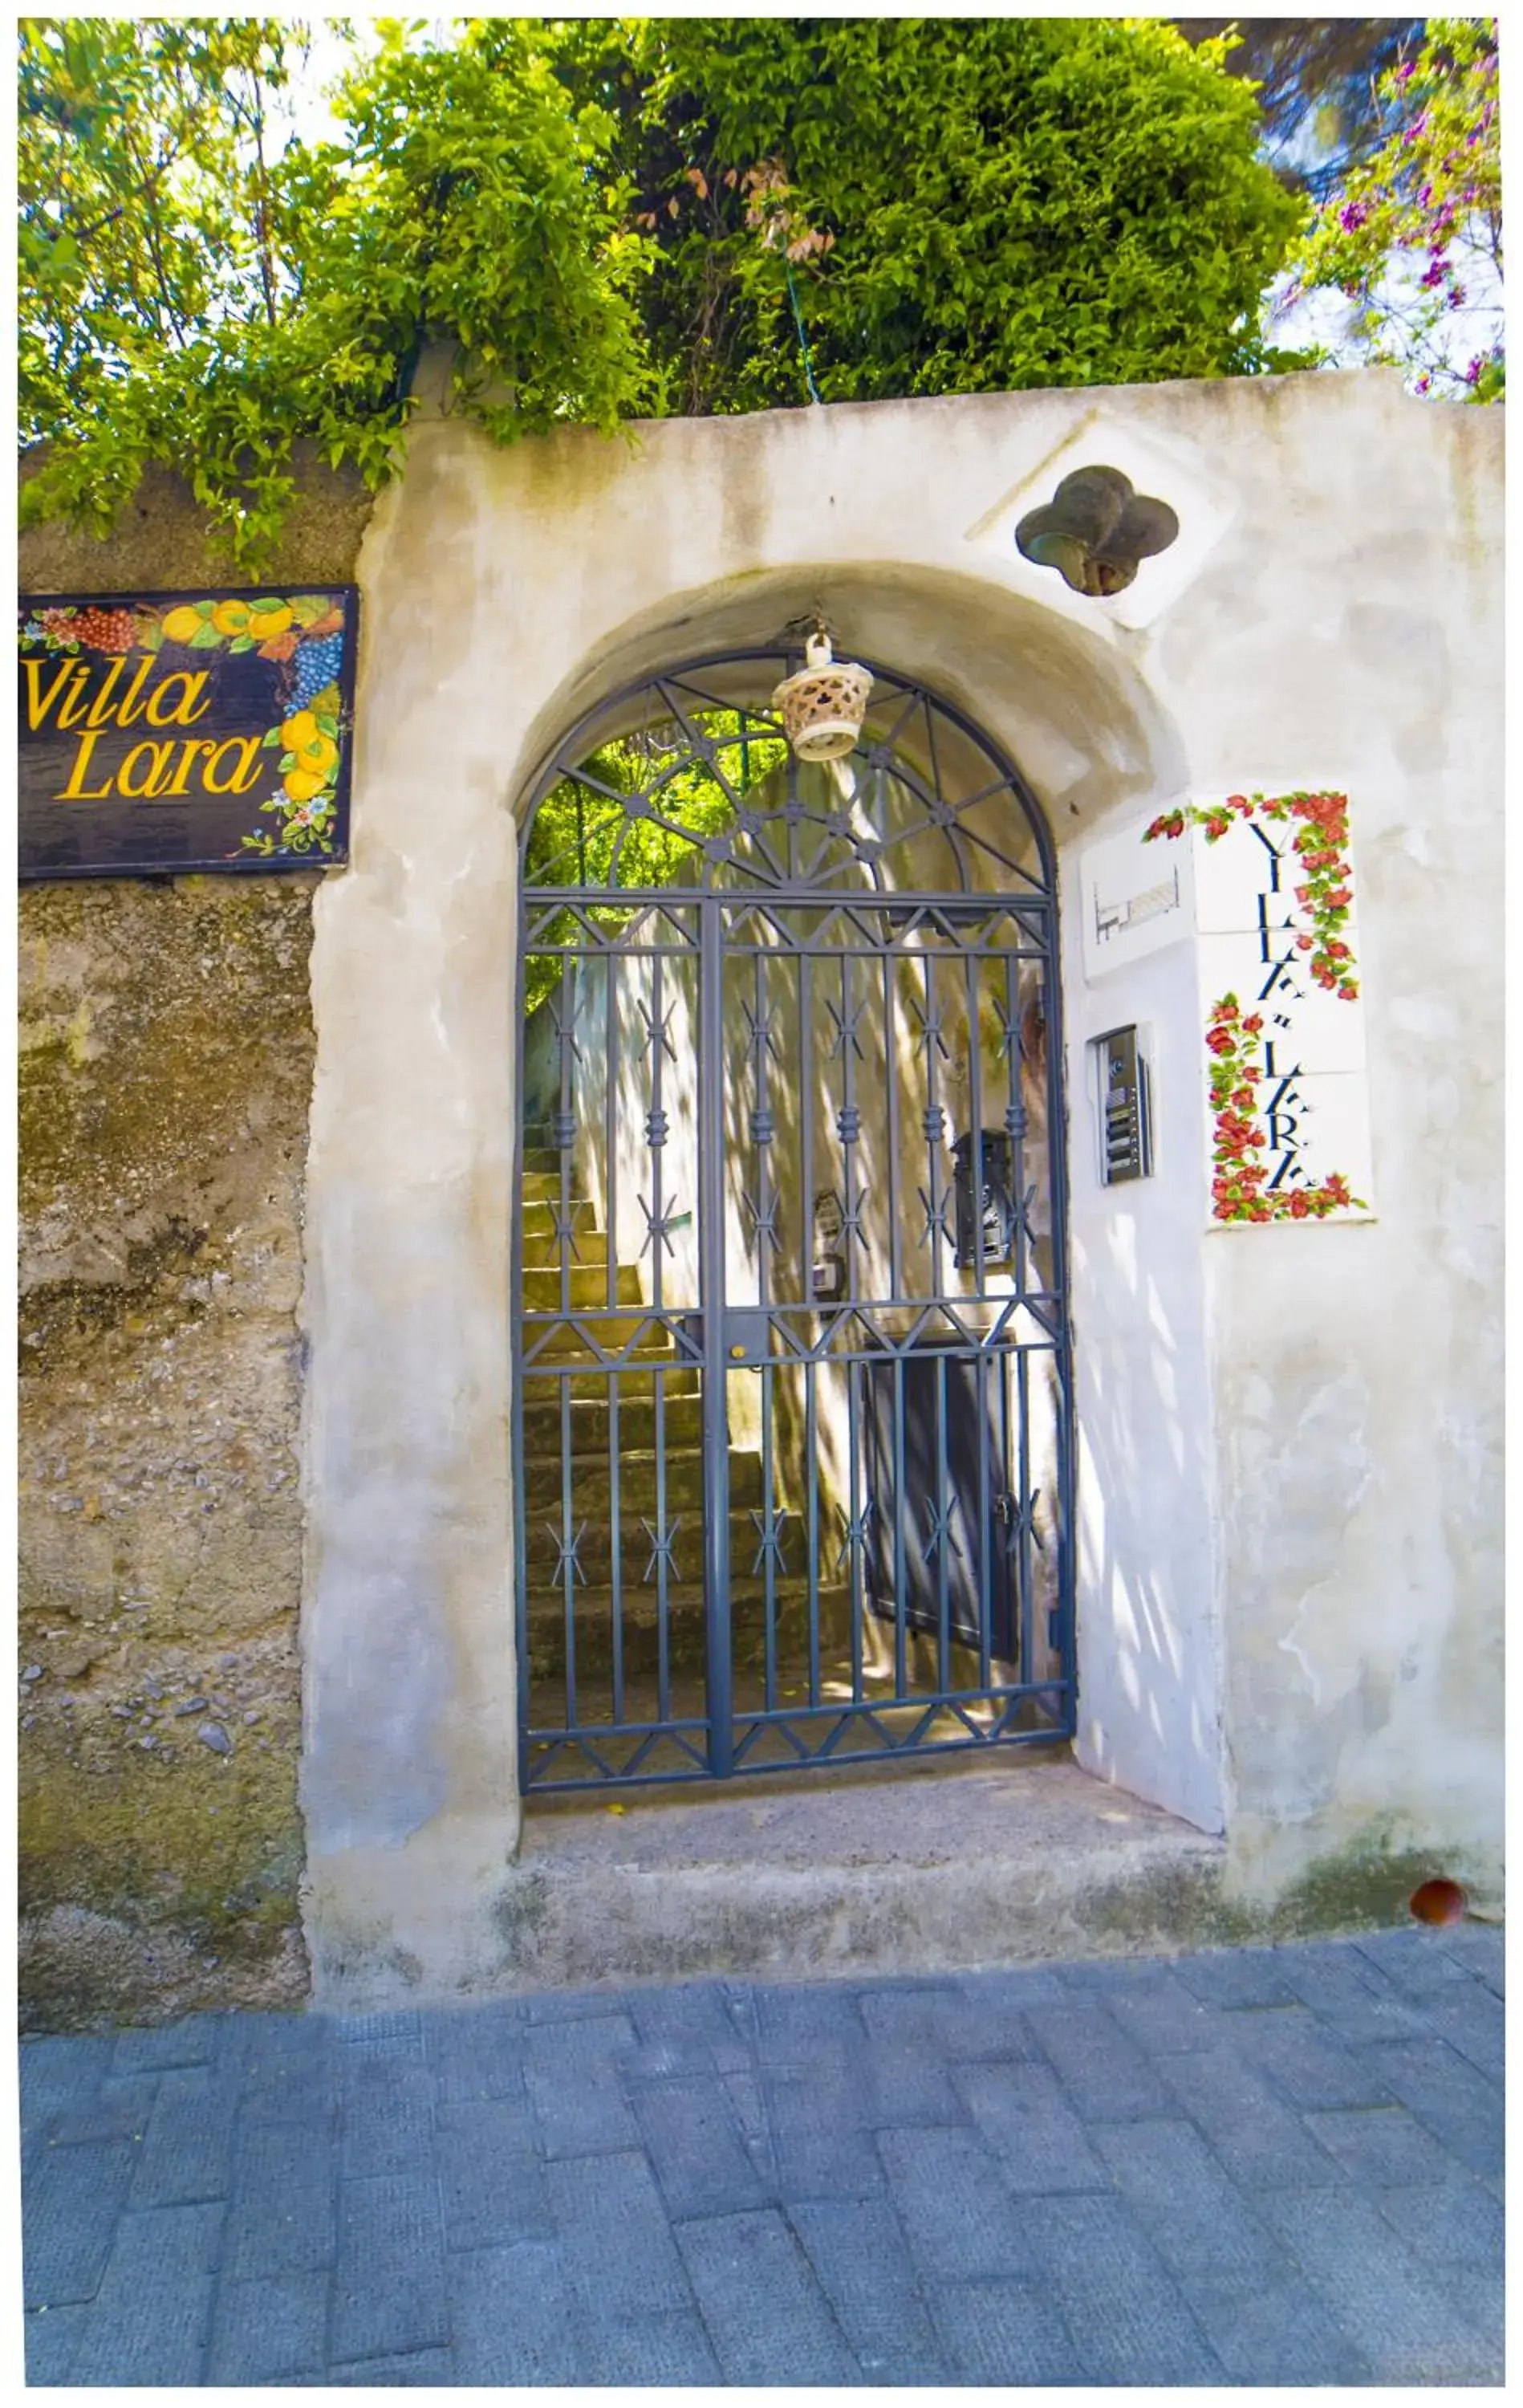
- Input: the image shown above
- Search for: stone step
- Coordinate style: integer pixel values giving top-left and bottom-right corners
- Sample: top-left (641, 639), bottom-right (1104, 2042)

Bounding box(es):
top-left (522, 1316), bottom-right (679, 1365)
top-left (522, 1263), bottom-right (643, 1312)
top-left (526, 1583), bottom-right (852, 1688)
top-left (521, 1445), bottom-right (762, 1515)
top-left (522, 1170), bottom-right (570, 1203)
top-left (518, 1395), bottom-right (707, 1458)
top-left (518, 1365), bottom-right (703, 1405)
top-left (521, 1227), bottom-right (611, 1273)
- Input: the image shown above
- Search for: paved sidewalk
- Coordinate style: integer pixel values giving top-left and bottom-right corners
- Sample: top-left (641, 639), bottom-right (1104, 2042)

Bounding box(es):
top-left (21, 1926), bottom-right (1504, 2387)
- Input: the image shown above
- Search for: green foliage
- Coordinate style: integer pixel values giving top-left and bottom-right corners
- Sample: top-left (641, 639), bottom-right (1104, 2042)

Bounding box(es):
top-left (524, 714), bottom-right (787, 1015)
top-left (1277, 20), bottom-right (1502, 401)
top-left (583, 15), bottom-right (1304, 413)
top-left (20, 15), bottom-right (1306, 563)
top-left (19, 16), bottom-right (657, 567)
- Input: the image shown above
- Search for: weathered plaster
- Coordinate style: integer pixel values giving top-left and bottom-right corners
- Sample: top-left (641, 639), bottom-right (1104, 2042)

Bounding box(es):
top-left (302, 367), bottom-right (1501, 1998)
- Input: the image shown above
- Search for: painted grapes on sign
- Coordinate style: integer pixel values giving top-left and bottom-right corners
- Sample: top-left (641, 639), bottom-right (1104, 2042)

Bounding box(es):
top-left (18, 586), bottom-right (357, 881)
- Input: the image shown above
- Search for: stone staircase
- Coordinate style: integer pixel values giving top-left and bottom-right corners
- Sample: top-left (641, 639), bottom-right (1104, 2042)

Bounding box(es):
top-left (518, 1157), bottom-right (844, 1716)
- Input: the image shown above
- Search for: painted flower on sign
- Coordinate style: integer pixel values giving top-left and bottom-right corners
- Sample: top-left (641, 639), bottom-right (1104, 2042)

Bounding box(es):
top-left (1146, 792), bottom-right (1367, 1226)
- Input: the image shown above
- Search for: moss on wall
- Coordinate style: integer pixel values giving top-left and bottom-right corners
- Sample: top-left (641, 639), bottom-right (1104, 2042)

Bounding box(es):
top-left (18, 873), bottom-right (322, 2028)
top-left (18, 454), bottom-right (374, 2032)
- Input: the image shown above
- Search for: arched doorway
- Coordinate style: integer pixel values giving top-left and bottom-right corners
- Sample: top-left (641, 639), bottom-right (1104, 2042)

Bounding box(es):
top-left (514, 649), bottom-right (1073, 1789)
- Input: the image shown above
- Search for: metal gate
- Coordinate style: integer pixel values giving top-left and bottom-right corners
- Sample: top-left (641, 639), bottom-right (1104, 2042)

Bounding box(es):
top-left (514, 649), bottom-right (1074, 1790)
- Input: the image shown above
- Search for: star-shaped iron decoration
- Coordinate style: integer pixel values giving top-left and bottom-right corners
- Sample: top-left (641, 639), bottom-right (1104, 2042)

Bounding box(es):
top-left (750, 1507), bottom-right (793, 1578)
top-left (640, 1516), bottom-right (684, 1585)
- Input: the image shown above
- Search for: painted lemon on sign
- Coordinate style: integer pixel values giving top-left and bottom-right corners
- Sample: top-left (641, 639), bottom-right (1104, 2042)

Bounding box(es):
top-left (212, 600), bottom-right (253, 637)
top-left (247, 600), bottom-right (294, 639)
top-left (160, 605), bottom-right (205, 645)
top-left (282, 768), bottom-right (328, 803)
top-left (282, 710), bottom-right (339, 779)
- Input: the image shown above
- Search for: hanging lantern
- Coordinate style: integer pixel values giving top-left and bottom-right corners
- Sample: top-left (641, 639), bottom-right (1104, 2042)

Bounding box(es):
top-left (770, 631), bottom-right (873, 762)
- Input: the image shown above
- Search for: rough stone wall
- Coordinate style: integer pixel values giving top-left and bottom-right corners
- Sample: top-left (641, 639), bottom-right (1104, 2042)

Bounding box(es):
top-left (18, 451), bottom-right (372, 2028)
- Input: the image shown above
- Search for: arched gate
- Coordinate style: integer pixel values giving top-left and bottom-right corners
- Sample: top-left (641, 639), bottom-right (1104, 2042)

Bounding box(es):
top-left (514, 651), bottom-right (1074, 1789)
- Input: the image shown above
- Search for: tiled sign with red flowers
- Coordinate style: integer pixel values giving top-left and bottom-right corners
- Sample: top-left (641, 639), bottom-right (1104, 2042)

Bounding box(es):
top-left (1144, 791), bottom-right (1374, 1226)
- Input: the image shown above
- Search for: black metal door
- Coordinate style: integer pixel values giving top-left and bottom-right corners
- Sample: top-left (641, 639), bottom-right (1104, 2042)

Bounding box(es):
top-left (515, 653), bottom-right (1073, 1791)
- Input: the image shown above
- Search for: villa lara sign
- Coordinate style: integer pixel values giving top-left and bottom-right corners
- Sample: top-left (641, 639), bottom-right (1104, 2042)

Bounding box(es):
top-left (18, 587), bottom-right (358, 881)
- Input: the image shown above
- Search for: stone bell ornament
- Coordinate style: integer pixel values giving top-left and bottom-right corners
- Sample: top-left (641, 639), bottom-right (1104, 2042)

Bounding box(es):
top-left (770, 630), bottom-right (874, 761)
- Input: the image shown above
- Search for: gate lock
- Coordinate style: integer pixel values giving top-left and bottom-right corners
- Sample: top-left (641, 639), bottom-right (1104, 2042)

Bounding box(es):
top-left (680, 1310), bottom-right (774, 1366)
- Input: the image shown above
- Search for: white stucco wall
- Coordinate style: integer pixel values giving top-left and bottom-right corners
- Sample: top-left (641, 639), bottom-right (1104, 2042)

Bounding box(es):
top-left (299, 368), bottom-right (1501, 1991)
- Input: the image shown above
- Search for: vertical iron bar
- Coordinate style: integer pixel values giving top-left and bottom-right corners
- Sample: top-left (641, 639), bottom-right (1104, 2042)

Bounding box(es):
top-left (935, 1350), bottom-right (951, 1699)
top-left (976, 1342), bottom-right (993, 1691)
top-left (607, 1369), bottom-right (624, 1725)
top-left (512, 927), bottom-right (531, 1780)
top-left (560, 1373), bottom-right (578, 1729)
top-left (965, 944), bottom-right (987, 1295)
top-left (1017, 1342), bottom-right (1034, 1701)
top-left (700, 897), bottom-right (733, 1775)
top-left (892, 1352), bottom-right (908, 1696)
top-left (805, 1357), bottom-right (820, 1714)
top-left (882, 945), bottom-right (904, 1305)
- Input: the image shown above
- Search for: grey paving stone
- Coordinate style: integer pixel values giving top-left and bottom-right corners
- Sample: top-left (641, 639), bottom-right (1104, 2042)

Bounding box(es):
top-left (1050, 1950), bottom-right (1173, 1991)
top-left (925, 2277), bottom-right (1084, 2384)
top-left (325, 2346), bottom-right (457, 2383)
top-left (1086, 1968), bottom-right (1221, 2057)
top-left (205, 2272), bottom-right (329, 2385)
top-left (762, 2062), bottom-right (886, 2199)
top-left (752, 1979), bottom-right (867, 2062)
top-left (109, 2012), bottom-right (238, 2077)
top-left (580, 2308), bottom-right (725, 2384)
top-left (1371, 2178), bottom-right (1506, 2268)
top-left (1360, 2037), bottom-right (1504, 2178)
top-left (521, 1983), bottom-right (640, 2023)
top-left (1025, 1999), bottom-right (1174, 2119)
top-left (855, 2033), bottom-right (969, 2125)
top-left (1151, 2044), bottom-right (1349, 2189)
top-left (523, 2007), bottom-right (640, 2072)
top-left (227, 2123), bottom-right (338, 2277)
top-left (1269, 1938), bottom-right (1434, 2043)
top-left (951, 1963), bottom-right (1071, 2015)
top-left (1174, 1944), bottom-right (1302, 2009)
top-left (628, 1980), bottom-right (755, 2071)
top-left (1433, 1921), bottom-right (1505, 1995)
top-left (855, 1979), bottom-right (1042, 2064)
top-left (721, 2066), bottom-right (777, 2186)
top-left (546, 2148), bottom-right (695, 2321)
top-left (436, 2097), bottom-right (554, 2249)
top-left (790, 2194), bottom-right (950, 2377)
top-left (422, 2005), bottom-right (527, 2104)
top-left (66, 2276), bottom-right (215, 2384)
top-left (1353, 1926), bottom-right (1483, 2000)
top-left (20, 2039), bottom-right (124, 2138)
top-left (43, 2072), bottom-right (159, 2148)
top-left (65, 2202), bottom-right (225, 2386)
top-left (630, 2072), bottom-right (774, 2219)
top-left (1306, 2102), bottom-right (1475, 2188)
top-left (876, 2125), bottom-right (1034, 2284)
top-left (526, 2052), bottom-right (640, 2158)
top-left (676, 2207), bottom-right (862, 2384)
top-left (336, 2008), bottom-right (424, 2050)
top-left (1176, 2267), bottom-right (1375, 2386)
top-left (127, 2065), bottom-right (241, 2207)
top-left (339, 2057), bottom-right (438, 2177)
top-left (1257, 2184), bottom-right (1505, 2382)
top-left (1090, 2117), bottom-right (1292, 2281)
top-left (22, 2139), bottom-right (137, 2308)
top-left (22, 2303), bottom-right (91, 2388)
top-left (1223, 2003), bottom-right (1401, 2110)
top-left (1423, 1986), bottom-right (1506, 2084)
top-left (1008, 2189), bottom-right (1229, 2386)
top-left (239, 2045), bottom-right (340, 2134)
top-left (448, 2238), bottom-right (583, 2386)
top-left (330, 2173), bottom-right (449, 2363)
top-left (950, 2058), bottom-right (1113, 2192)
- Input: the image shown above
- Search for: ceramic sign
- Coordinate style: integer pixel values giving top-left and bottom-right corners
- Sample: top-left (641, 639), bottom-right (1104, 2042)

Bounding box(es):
top-left (18, 587), bottom-right (357, 881)
top-left (1144, 790), bottom-right (1375, 1226)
